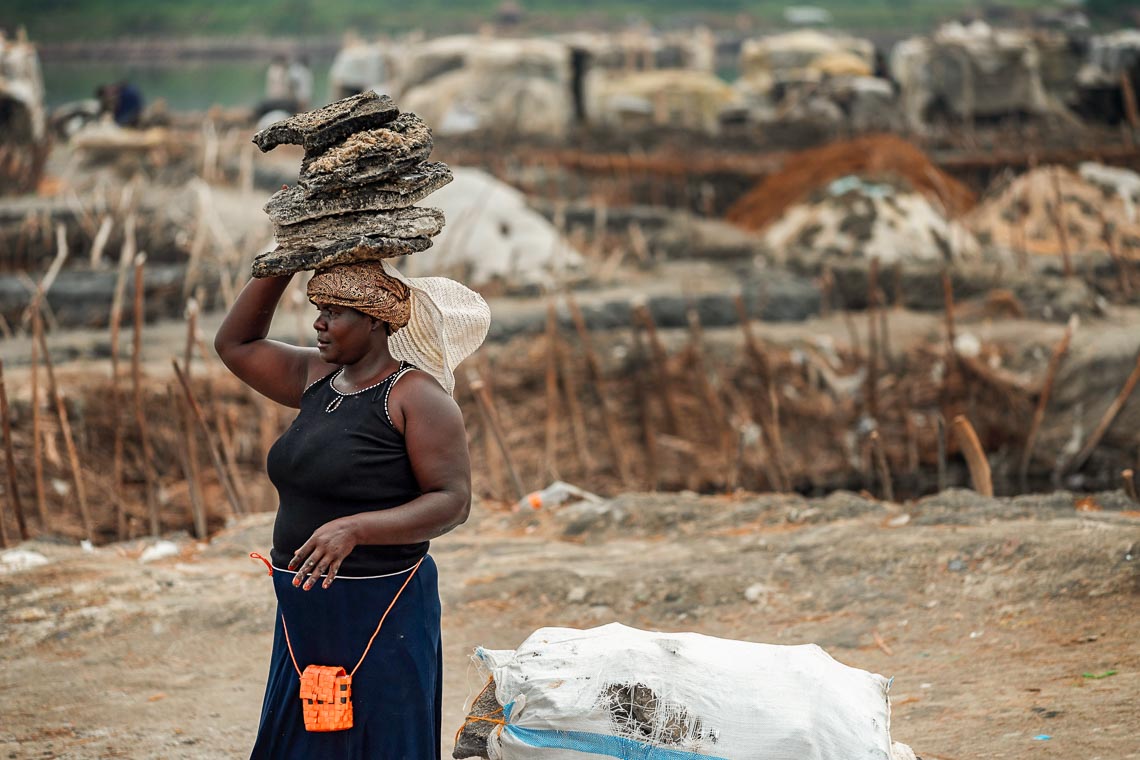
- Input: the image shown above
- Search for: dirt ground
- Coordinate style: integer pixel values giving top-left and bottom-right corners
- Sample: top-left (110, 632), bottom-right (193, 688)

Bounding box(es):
top-left (1, 488), bottom-right (1137, 760)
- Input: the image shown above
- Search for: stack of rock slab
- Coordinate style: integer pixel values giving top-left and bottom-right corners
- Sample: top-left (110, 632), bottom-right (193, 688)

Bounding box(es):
top-left (250, 91), bottom-right (452, 277)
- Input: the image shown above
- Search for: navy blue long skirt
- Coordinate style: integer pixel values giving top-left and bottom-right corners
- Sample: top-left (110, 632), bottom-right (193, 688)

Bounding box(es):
top-left (250, 555), bottom-right (442, 759)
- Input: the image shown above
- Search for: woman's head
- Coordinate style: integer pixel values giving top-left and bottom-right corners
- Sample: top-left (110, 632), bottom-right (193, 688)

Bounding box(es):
top-left (311, 302), bottom-right (387, 364)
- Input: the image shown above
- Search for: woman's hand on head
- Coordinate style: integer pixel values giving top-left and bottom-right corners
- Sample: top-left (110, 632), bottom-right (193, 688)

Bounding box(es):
top-left (289, 518), bottom-right (360, 590)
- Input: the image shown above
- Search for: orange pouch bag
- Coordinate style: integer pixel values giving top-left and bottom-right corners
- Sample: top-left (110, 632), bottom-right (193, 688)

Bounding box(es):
top-left (299, 665), bottom-right (354, 732)
top-left (250, 553), bottom-right (422, 733)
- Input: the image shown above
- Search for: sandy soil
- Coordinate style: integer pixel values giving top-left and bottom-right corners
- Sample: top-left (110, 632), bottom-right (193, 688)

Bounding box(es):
top-left (1, 488), bottom-right (1137, 760)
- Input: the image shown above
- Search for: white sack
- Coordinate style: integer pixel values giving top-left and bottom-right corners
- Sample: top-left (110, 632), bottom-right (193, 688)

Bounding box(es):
top-left (477, 622), bottom-right (895, 760)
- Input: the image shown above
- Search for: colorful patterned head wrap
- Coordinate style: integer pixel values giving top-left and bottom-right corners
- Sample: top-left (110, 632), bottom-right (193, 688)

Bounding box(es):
top-left (306, 262), bottom-right (412, 332)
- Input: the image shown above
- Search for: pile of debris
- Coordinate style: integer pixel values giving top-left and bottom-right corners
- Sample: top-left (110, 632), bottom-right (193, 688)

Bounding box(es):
top-left (762, 175), bottom-right (980, 263)
top-left (252, 91), bottom-right (451, 276)
top-left (725, 134), bottom-right (976, 232)
top-left (967, 163), bottom-right (1140, 258)
top-left (891, 20), bottom-right (1082, 132)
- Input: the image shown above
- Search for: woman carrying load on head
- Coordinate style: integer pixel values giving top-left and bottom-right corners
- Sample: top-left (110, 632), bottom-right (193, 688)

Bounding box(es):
top-left (214, 260), bottom-right (490, 759)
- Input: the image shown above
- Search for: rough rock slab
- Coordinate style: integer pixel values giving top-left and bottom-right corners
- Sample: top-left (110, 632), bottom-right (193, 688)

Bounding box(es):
top-left (273, 207), bottom-right (446, 249)
top-left (299, 113), bottom-right (433, 190)
top-left (251, 91), bottom-right (400, 155)
top-left (251, 235), bottom-right (432, 278)
top-left (265, 162), bottom-right (453, 226)
top-left (452, 675), bottom-right (500, 759)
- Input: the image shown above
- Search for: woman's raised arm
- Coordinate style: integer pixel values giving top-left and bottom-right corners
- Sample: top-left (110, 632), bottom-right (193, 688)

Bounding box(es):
top-left (214, 275), bottom-right (332, 408)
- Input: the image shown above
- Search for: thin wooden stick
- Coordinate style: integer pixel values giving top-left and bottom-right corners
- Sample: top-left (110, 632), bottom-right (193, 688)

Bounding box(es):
top-left (35, 325), bottom-right (94, 542)
top-left (734, 295), bottom-right (790, 489)
top-left (633, 304), bottom-right (682, 434)
top-left (108, 216), bottom-right (135, 540)
top-left (0, 359), bottom-right (28, 540)
top-left (30, 304), bottom-right (47, 529)
top-left (686, 304), bottom-right (733, 471)
top-left (172, 360), bottom-right (245, 517)
top-left (215, 403), bottom-right (249, 515)
top-left (543, 300), bottom-right (561, 481)
top-left (567, 295), bottom-right (632, 484)
top-left (869, 430), bottom-right (894, 503)
top-left (866, 259), bottom-right (881, 421)
top-left (905, 412), bottom-right (919, 476)
top-left (20, 224), bottom-right (69, 331)
top-left (181, 299), bottom-right (207, 538)
top-left (952, 415), bottom-right (993, 497)
top-left (556, 337), bottom-right (593, 474)
top-left (88, 215), bottom-right (113, 269)
top-left (131, 253), bottom-right (160, 536)
top-left (1123, 469), bottom-right (1138, 504)
top-left (631, 325), bottom-right (658, 490)
top-left (1070, 351), bottom-right (1140, 473)
top-left (936, 413), bottom-right (948, 492)
top-left (467, 371), bottom-right (526, 501)
top-left (1019, 316), bottom-right (1077, 490)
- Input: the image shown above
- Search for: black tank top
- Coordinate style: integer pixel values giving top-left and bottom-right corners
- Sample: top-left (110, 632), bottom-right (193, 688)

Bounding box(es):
top-left (266, 363), bottom-right (427, 575)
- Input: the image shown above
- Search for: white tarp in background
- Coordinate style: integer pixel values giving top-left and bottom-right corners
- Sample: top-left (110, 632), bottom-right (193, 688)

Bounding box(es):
top-left (477, 622), bottom-right (907, 760)
top-left (404, 167), bottom-right (583, 289)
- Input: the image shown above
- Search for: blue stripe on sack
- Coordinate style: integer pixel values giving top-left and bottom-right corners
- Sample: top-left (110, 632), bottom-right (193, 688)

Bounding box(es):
top-left (502, 724), bottom-right (728, 760)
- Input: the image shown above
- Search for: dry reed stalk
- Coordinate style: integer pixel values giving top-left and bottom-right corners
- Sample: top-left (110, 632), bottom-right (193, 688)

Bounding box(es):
top-left (167, 385), bottom-right (205, 536)
top-left (0, 359), bottom-right (28, 540)
top-left (1123, 469), bottom-right (1138, 503)
top-left (866, 259), bottom-right (881, 421)
top-left (767, 384), bottom-right (790, 491)
top-left (556, 337), bottom-right (593, 474)
top-left (467, 371), bottom-right (526, 501)
top-left (20, 225), bottom-right (69, 331)
top-left (951, 415), bottom-right (993, 497)
top-left (543, 301), bottom-right (561, 481)
top-left (685, 305), bottom-right (733, 469)
top-left (869, 430), bottom-right (894, 503)
top-left (88, 216), bottom-right (113, 269)
top-left (35, 325), bottom-right (94, 542)
top-left (30, 306), bottom-right (47, 529)
top-left (172, 360), bottom-right (245, 517)
top-left (567, 295), bottom-right (633, 484)
top-left (215, 403), bottom-right (249, 514)
top-left (631, 326), bottom-right (658, 490)
top-left (1121, 70), bottom-right (1140, 132)
top-left (733, 295), bottom-right (789, 488)
top-left (131, 253), bottom-right (161, 536)
top-left (181, 299), bottom-right (207, 538)
top-left (633, 304), bottom-right (682, 434)
top-left (905, 412), bottom-right (920, 475)
top-left (1070, 351), bottom-right (1140, 473)
top-left (1019, 316), bottom-right (1077, 489)
top-left (936, 413), bottom-right (948, 492)
top-left (1048, 168), bottom-right (1074, 278)
top-left (108, 217), bottom-right (135, 539)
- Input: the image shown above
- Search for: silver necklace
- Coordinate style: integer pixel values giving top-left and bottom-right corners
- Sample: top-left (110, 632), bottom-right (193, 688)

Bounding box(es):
top-left (324, 366), bottom-right (399, 413)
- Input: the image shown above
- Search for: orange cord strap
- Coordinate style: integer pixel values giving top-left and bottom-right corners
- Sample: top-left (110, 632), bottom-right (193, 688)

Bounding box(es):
top-left (268, 556), bottom-right (425, 678)
top-left (250, 552), bottom-right (274, 575)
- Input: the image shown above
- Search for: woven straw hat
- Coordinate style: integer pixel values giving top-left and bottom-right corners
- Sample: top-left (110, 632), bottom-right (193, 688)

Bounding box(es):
top-left (380, 260), bottom-right (490, 395)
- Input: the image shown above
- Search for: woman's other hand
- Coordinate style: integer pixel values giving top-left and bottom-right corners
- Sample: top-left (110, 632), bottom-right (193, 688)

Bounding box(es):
top-left (289, 517), bottom-right (360, 590)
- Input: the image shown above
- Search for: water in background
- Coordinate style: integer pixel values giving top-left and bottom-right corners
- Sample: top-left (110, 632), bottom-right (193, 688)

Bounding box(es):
top-left (41, 58), bottom-right (333, 111)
